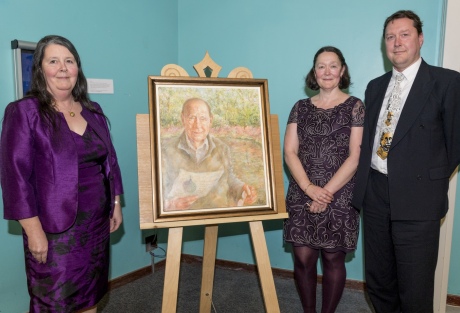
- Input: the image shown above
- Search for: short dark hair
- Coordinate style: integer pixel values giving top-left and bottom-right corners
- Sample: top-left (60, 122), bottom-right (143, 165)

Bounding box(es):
top-left (383, 10), bottom-right (423, 38)
top-left (305, 46), bottom-right (351, 91)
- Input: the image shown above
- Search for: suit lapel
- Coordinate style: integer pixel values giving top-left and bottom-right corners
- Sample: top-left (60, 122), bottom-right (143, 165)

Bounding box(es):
top-left (391, 61), bottom-right (434, 149)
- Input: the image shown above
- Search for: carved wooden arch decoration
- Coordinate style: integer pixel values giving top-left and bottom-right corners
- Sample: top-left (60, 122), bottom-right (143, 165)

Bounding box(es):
top-left (160, 51), bottom-right (253, 79)
top-left (227, 67), bottom-right (253, 79)
top-left (193, 51), bottom-right (222, 77)
top-left (160, 64), bottom-right (189, 77)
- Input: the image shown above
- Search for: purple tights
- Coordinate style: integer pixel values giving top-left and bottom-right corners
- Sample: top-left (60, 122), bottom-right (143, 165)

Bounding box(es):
top-left (293, 246), bottom-right (346, 313)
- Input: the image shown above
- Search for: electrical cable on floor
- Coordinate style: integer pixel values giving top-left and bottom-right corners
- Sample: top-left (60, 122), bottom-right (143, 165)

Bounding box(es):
top-left (212, 300), bottom-right (217, 312)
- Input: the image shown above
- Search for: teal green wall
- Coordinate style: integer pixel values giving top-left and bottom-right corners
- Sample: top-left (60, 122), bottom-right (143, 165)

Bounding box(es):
top-left (0, 1), bottom-right (458, 312)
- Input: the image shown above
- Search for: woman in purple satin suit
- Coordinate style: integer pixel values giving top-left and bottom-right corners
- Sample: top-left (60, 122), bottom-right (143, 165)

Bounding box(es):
top-left (0, 35), bottom-right (124, 313)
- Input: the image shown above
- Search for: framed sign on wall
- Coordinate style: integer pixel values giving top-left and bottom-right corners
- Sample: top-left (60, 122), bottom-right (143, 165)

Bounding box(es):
top-left (11, 39), bottom-right (37, 100)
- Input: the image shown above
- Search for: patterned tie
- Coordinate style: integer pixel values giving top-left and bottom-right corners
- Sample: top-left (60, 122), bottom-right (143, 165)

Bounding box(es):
top-left (376, 73), bottom-right (405, 160)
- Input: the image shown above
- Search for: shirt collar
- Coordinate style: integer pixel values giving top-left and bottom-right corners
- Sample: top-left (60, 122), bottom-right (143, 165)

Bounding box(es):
top-left (392, 57), bottom-right (422, 83)
top-left (185, 134), bottom-right (209, 152)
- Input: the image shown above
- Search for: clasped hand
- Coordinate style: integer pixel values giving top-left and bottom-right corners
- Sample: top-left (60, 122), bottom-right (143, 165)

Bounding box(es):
top-left (307, 200), bottom-right (327, 213)
top-left (307, 185), bottom-right (333, 205)
top-left (305, 185), bottom-right (333, 213)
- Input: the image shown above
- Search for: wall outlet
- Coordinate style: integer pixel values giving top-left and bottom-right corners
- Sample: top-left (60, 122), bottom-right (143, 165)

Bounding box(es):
top-left (145, 234), bottom-right (157, 252)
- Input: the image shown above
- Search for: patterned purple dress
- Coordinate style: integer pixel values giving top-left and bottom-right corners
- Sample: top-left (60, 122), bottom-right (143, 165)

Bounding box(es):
top-left (24, 124), bottom-right (110, 312)
top-left (283, 96), bottom-right (364, 253)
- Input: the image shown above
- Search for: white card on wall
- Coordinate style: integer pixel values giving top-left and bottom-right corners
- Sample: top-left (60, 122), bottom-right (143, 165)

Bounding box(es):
top-left (87, 79), bottom-right (114, 94)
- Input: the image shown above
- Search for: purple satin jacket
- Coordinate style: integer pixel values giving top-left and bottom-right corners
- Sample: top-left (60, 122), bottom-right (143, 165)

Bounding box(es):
top-left (1, 97), bottom-right (124, 233)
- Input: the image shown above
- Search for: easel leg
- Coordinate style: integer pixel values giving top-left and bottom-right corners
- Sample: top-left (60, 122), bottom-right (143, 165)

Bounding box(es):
top-left (249, 221), bottom-right (281, 313)
top-left (199, 225), bottom-right (219, 313)
top-left (162, 227), bottom-right (183, 313)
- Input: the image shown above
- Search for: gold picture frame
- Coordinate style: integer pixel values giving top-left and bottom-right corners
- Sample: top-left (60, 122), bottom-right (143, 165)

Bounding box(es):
top-left (146, 76), bottom-right (278, 222)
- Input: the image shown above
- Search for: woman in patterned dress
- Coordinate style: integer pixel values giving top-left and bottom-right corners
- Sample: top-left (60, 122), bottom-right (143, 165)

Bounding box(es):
top-left (1, 35), bottom-right (124, 312)
top-left (283, 46), bottom-right (364, 313)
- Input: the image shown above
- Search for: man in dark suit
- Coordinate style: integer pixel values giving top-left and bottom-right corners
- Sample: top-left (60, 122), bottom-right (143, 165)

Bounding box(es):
top-left (352, 10), bottom-right (460, 313)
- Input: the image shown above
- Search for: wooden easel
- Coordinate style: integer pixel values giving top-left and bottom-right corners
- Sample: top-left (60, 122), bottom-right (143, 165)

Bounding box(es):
top-left (137, 53), bottom-right (288, 313)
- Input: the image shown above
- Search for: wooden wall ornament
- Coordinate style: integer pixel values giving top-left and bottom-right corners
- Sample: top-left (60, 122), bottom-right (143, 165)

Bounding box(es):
top-left (137, 51), bottom-right (285, 313)
top-left (160, 64), bottom-right (189, 77)
top-left (193, 51), bottom-right (222, 77)
top-left (227, 66), bottom-right (253, 79)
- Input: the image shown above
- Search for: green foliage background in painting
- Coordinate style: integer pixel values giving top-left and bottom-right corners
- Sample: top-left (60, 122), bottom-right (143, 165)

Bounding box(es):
top-left (158, 85), bottom-right (267, 205)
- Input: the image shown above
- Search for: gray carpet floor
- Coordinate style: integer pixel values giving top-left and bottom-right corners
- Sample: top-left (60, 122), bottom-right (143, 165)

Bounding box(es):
top-left (98, 259), bottom-right (460, 312)
top-left (98, 259), bottom-right (376, 313)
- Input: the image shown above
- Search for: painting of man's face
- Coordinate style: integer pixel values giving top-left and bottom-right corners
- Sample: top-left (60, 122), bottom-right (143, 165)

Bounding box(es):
top-left (181, 99), bottom-right (213, 149)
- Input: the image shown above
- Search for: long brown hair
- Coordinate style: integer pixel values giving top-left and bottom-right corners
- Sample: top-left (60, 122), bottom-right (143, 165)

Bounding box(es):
top-left (27, 35), bottom-right (104, 130)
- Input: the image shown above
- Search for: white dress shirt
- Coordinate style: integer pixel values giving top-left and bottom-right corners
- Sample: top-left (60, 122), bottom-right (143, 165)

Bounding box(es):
top-left (371, 57), bottom-right (422, 174)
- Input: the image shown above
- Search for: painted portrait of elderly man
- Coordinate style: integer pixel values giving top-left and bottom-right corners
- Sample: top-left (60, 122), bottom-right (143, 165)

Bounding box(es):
top-left (155, 83), bottom-right (271, 215)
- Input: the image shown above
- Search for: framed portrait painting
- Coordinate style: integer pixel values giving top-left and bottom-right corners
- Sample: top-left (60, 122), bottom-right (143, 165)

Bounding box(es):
top-left (147, 76), bottom-right (278, 222)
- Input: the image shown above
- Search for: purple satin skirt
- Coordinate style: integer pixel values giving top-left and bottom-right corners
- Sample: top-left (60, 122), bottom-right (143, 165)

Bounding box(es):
top-left (24, 126), bottom-right (110, 312)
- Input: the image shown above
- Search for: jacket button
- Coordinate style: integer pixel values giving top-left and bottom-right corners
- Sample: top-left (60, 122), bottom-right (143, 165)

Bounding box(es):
top-left (419, 124), bottom-right (425, 129)
top-left (417, 175), bottom-right (422, 180)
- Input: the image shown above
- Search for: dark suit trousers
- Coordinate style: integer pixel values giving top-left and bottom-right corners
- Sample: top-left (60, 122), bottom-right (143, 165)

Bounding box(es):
top-left (363, 169), bottom-right (440, 313)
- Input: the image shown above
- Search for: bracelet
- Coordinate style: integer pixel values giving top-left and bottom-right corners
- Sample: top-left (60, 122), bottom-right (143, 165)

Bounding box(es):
top-left (114, 200), bottom-right (119, 204)
top-left (304, 183), bottom-right (314, 194)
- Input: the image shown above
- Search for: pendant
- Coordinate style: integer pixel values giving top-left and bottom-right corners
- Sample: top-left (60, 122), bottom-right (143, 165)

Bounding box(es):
top-left (69, 111), bottom-right (75, 117)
